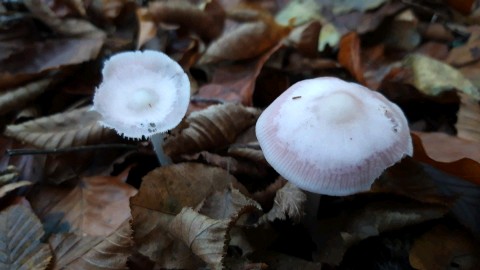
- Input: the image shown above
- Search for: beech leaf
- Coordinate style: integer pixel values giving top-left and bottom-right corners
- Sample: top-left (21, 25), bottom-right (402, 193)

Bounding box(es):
top-left (0, 204), bottom-right (52, 270)
top-left (48, 220), bottom-right (133, 269)
top-left (456, 93), bottom-right (480, 142)
top-left (129, 163), bottom-right (239, 267)
top-left (259, 182), bottom-right (306, 224)
top-left (169, 207), bottom-right (231, 269)
top-left (5, 107), bottom-right (118, 149)
top-left (164, 103), bottom-right (260, 157)
top-left (0, 79), bottom-right (51, 115)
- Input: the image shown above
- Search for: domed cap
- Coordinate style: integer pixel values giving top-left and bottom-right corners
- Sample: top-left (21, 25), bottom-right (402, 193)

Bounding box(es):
top-left (255, 77), bottom-right (412, 196)
top-left (93, 50), bottom-right (190, 139)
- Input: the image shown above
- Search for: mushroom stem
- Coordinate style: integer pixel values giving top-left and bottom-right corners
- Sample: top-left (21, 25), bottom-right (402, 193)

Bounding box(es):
top-left (151, 133), bottom-right (172, 166)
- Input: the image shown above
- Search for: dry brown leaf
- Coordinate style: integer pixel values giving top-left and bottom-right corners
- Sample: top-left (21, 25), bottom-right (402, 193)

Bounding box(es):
top-left (4, 107), bottom-right (118, 149)
top-left (195, 42), bottom-right (282, 106)
top-left (259, 182), bottom-right (306, 224)
top-left (313, 198), bottom-right (448, 265)
top-left (24, 0), bottom-right (105, 37)
top-left (136, 7), bottom-right (157, 49)
top-left (29, 169), bottom-right (136, 236)
top-left (285, 21), bottom-right (321, 56)
top-left (409, 225), bottom-right (480, 270)
top-left (149, 0), bottom-right (225, 41)
top-left (411, 133), bottom-right (480, 185)
top-left (456, 93), bottom-right (480, 142)
top-left (129, 163), bottom-right (239, 267)
top-left (228, 142), bottom-right (266, 165)
top-left (0, 79), bottom-right (51, 115)
top-left (198, 15), bottom-right (289, 64)
top-left (446, 26), bottom-right (480, 66)
top-left (164, 103), bottom-right (260, 158)
top-left (169, 207), bottom-right (231, 269)
top-left (199, 187), bottom-right (262, 221)
top-left (49, 219), bottom-right (133, 269)
top-left (0, 204), bottom-right (52, 269)
top-left (338, 32), bottom-right (366, 85)
top-left (413, 131), bottom-right (480, 162)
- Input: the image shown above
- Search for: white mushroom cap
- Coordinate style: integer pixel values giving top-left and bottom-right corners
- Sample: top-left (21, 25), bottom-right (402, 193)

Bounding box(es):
top-left (93, 50), bottom-right (190, 139)
top-left (255, 77), bottom-right (412, 196)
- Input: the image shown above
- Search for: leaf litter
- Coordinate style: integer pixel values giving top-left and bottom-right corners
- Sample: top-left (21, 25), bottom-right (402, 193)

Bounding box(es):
top-left (1, 0), bottom-right (480, 269)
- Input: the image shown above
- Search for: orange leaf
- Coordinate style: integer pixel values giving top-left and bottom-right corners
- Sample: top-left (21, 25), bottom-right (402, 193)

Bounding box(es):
top-left (338, 32), bottom-right (366, 85)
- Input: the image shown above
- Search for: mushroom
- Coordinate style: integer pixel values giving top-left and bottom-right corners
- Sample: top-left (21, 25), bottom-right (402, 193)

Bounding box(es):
top-left (255, 77), bottom-right (412, 197)
top-left (93, 50), bottom-right (190, 165)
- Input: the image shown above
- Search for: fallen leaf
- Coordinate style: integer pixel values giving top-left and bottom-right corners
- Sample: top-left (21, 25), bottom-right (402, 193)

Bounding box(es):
top-left (149, 0), bottom-right (225, 41)
top-left (129, 163), bottom-right (239, 267)
top-left (0, 181), bottom-right (31, 199)
top-left (413, 131), bottom-right (480, 162)
top-left (275, 0), bottom-right (325, 26)
top-left (0, 204), bottom-right (52, 269)
top-left (318, 23), bottom-right (341, 51)
top-left (259, 182), bottom-right (306, 223)
top-left (409, 225), bottom-right (480, 270)
top-left (247, 250), bottom-right (323, 270)
top-left (169, 207), bottom-right (231, 269)
top-left (29, 169), bottom-right (136, 236)
top-left (198, 15), bottom-right (289, 64)
top-left (48, 219), bottom-right (133, 269)
top-left (5, 107), bottom-right (118, 149)
top-left (456, 92), bottom-right (480, 142)
top-left (338, 32), bottom-right (366, 85)
top-left (403, 54), bottom-right (480, 100)
top-left (164, 103), bottom-right (260, 158)
top-left (0, 79), bottom-right (51, 115)
top-left (195, 42), bottom-right (282, 106)
top-left (329, 0), bottom-right (389, 15)
top-left (135, 7), bottom-right (157, 49)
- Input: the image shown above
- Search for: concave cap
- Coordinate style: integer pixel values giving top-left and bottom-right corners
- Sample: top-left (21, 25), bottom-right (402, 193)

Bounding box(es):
top-left (255, 77), bottom-right (413, 196)
top-left (93, 50), bottom-right (190, 139)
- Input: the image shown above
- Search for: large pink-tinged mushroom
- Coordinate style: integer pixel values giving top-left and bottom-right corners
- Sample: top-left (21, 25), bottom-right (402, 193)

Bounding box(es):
top-left (255, 77), bottom-right (412, 196)
top-left (93, 50), bottom-right (190, 165)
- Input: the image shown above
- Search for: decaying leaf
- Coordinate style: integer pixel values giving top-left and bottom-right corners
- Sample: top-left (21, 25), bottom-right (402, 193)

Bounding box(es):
top-left (5, 107), bottom-right (118, 149)
top-left (403, 54), bottom-right (480, 100)
top-left (29, 170), bottom-right (137, 236)
top-left (456, 92), bottom-right (480, 142)
top-left (259, 182), bottom-right (306, 224)
top-left (48, 219), bottom-right (133, 269)
top-left (0, 204), bottom-right (52, 269)
top-left (198, 15), bottom-right (289, 64)
top-left (129, 163), bottom-right (239, 267)
top-left (164, 103), bottom-right (260, 158)
top-left (169, 207), bottom-right (231, 269)
top-left (0, 79), bottom-right (51, 115)
top-left (409, 225), bottom-right (480, 270)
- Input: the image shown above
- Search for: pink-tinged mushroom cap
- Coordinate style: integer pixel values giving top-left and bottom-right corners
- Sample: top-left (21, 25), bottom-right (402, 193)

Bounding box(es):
top-left (93, 50), bottom-right (190, 139)
top-left (255, 77), bottom-right (413, 196)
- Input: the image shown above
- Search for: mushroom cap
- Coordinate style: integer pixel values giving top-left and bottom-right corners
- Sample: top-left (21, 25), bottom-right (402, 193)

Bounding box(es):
top-left (255, 77), bottom-right (412, 196)
top-left (93, 50), bottom-right (190, 139)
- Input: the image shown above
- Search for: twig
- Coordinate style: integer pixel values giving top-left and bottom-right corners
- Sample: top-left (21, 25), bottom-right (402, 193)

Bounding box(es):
top-left (6, 144), bottom-right (138, 156)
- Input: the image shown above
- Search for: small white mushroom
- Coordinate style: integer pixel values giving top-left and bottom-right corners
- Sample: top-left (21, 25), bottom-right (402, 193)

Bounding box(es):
top-left (93, 50), bottom-right (190, 165)
top-left (255, 77), bottom-right (412, 196)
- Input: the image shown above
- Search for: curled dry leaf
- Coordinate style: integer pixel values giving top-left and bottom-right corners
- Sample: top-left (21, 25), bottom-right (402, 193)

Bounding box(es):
top-left (403, 54), bottom-right (480, 100)
top-left (164, 103), bottom-right (260, 157)
top-left (136, 7), bottom-right (157, 49)
top-left (169, 207), bottom-right (231, 269)
top-left (129, 163), bottom-right (239, 267)
top-left (29, 170), bottom-right (137, 236)
top-left (149, 0), bottom-right (225, 41)
top-left (198, 15), bottom-right (289, 64)
top-left (409, 225), bottom-right (480, 270)
top-left (0, 204), bottom-right (52, 269)
top-left (259, 182), bottom-right (306, 224)
top-left (48, 219), bottom-right (133, 269)
top-left (228, 142), bottom-right (267, 165)
top-left (0, 79), bottom-right (51, 115)
top-left (5, 107), bottom-right (118, 149)
top-left (456, 92), bottom-right (480, 142)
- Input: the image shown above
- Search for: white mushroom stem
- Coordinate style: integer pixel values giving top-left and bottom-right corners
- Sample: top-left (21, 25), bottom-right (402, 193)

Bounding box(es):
top-left (151, 133), bottom-right (172, 166)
